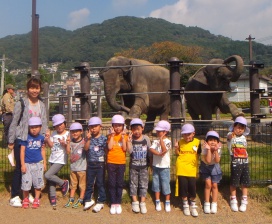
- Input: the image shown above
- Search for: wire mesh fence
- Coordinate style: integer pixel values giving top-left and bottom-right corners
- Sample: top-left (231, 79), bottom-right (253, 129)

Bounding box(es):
top-left (0, 123), bottom-right (271, 185)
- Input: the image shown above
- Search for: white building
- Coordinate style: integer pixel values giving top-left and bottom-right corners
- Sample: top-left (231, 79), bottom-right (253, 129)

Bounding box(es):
top-left (228, 74), bottom-right (272, 102)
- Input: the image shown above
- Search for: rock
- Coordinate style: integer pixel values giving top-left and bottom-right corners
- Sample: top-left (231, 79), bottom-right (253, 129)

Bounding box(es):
top-left (268, 185), bottom-right (272, 194)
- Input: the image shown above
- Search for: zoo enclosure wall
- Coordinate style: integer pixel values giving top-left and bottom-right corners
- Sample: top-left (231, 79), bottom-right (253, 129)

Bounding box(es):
top-left (0, 123), bottom-right (271, 186)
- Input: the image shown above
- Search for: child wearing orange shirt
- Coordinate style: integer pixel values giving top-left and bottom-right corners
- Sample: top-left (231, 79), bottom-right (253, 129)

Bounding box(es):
top-left (107, 115), bottom-right (128, 215)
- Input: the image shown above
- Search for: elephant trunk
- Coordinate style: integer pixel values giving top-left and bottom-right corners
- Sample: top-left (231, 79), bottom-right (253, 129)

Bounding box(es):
top-left (224, 55), bottom-right (244, 82)
top-left (103, 76), bottom-right (130, 113)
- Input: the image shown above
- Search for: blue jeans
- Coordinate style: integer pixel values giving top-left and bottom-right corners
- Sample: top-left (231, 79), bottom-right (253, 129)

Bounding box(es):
top-left (107, 163), bottom-right (126, 204)
top-left (84, 162), bottom-right (106, 203)
top-left (152, 166), bottom-right (171, 195)
top-left (11, 139), bottom-right (22, 198)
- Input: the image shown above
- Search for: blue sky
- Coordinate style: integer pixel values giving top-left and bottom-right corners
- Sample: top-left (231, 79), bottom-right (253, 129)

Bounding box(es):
top-left (0, 0), bottom-right (272, 44)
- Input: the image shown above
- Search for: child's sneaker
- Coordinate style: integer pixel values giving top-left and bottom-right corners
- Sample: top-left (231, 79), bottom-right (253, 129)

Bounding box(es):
top-left (230, 198), bottom-right (238, 212)
top-left (61, 180), bottom-right (69, 196)
top-left (132, 201), bottom-right (140, 213)
top-left (9, 196), bottom-right (22, 208)
top-left (211, 202), bottom-right (217, 214)
top-left (22, 197), bottom-right (30, 209)
top-left (32, 198), bottom-right (40, 209)
top-left (203, 202), bottom-right (211, 214)
top-left (64, 198), bottom-right (74, 208)
top-left (93, 203), bottom-right (104, 213)
top-left (155, 200), bottom-right (162, 211)
top-left (72, 199), bottom-right (83, 208)
top-left (140, 202), bottom-right (147, 214)
top-left (50, 196), bottom-right (57, 207)
top-left (239, 200), bottom-right (248, 212)
top-left (190, 205), bottom-right (198, 217)
top-left (110, 204), bottom-right (116, 215)
top-left (83, 199), bottom-right (95, 211)
top-left (183, 203), bottom-right (190, 216)
top-left (116, 204), bottom-right (122, 214)
top-left (165, 201), bottom-right (171, 212)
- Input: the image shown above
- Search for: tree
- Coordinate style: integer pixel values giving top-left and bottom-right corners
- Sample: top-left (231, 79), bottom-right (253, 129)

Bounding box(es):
top-left (115, 41), bottom-right (203, 77)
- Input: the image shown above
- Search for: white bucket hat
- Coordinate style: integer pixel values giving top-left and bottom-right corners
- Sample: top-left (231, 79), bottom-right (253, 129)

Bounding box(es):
top-left (28, 117), bottom-right (42, 126)
top-left (88, 117), bottom-right (102, 126)
top-left (111, 115), bottom-right (125, 124)
top-left (229, 116), bottom-right (250, 136)
top-left (130, 118), bottom-right (144, 127)
top-left (205, 130), bottom-right (220, 141)
top-left (69, 122), bottom-right (83, 131)
top-left (52, 114), bottom-right (65, 126)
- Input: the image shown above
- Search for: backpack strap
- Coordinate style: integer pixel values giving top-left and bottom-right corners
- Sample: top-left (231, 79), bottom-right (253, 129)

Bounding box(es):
top-left (17, 98), bottom-right (25, 126)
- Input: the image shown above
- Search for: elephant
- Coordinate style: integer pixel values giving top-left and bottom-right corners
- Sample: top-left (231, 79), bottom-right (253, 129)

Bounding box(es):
top-left (99, 56), bottom-right (170, 132)
top-left (184, 55), bottom-right (244, 134)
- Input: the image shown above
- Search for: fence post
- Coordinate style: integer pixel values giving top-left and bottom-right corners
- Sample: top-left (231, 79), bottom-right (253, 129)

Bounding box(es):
top-left (67, 85), bottom-right (73, 126)
top-left (96, 84), bottom-right (102, 118)
top-left (168, 57), bottom-right (184, 145)
top-left (74, 62), bottom-right (91, 127)
top-left (43, 82), bottom-right (49, 121)
top-left (249, 61), bottom-right (265, 138)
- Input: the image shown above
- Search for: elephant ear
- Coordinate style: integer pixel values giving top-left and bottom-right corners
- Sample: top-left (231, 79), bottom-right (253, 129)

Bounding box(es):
top-left (122, 59), bottom-right (133, 87)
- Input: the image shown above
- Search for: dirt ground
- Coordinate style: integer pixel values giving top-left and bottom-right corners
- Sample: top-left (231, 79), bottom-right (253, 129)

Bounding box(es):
top-left (0, 186), bottom-right (271, 224)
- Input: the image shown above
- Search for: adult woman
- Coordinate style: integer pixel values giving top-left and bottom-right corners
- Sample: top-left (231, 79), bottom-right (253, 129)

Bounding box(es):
top-left (8, 77), bottom-right (48, 207)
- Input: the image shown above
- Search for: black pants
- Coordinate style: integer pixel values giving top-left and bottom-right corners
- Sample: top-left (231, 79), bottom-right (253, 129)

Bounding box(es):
top-left (2, 113), bottom-right (13, 144)
top-left (11, 139), bottom-right (22, 198)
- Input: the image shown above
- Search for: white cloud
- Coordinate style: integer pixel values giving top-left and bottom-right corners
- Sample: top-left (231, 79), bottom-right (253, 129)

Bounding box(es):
top-left (112, 0), bottom-right (148, 9)
top-left (149, 0), bottom-right (272, 42)
top-left (67, 8), bottom-right (90, 30)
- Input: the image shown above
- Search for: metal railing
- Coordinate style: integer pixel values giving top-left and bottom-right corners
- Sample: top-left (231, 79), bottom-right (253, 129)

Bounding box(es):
top-left (0, 123), bottom-right (271, 185)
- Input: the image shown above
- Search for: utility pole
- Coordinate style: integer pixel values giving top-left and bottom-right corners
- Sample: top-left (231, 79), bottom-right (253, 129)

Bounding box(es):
top-left (246, 34), bottom-right (255, 61)
top-left (31, 0), bottom-right (40, 78)
top-left (0, 54), bottom-right (5, 95)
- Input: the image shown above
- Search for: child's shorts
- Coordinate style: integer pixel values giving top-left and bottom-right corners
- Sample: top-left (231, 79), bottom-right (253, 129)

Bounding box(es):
top-left (21, 162), bottom-right (44, 191)
top-left (152, 166), bottom-right (171, 195)
top-left (230, 159), bottom-right (250, 187)
top-left (70, 171), bottom-right (86, 191)
top-left (199, 161), bottom-right (222, 184)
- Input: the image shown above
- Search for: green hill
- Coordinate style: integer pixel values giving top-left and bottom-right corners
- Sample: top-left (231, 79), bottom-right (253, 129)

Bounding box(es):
top-left (0, 16), bottom-right (271, 68)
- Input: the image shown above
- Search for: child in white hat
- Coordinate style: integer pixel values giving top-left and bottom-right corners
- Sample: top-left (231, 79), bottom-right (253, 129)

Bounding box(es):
top-left (175, 123), bottom-right (201, 217)
top-left (200, 131), bottom-right (222, 214)
top-left (149, 120), bottom-right (172, 213)
top-left (227, 116), bottom-right (250, 212)
top-left (64, 122), bottom-right (86, 209)
top-left (44, 114), bottom-right (70, 209)
top-left (20, 117), bottom-right (46, 209)
top-left (83, 117), bottom-right (107, 213)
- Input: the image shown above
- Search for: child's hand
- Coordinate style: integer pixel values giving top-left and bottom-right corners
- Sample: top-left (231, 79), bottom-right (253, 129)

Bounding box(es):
top-left (231, 132), bottom-right (236, 139)
top-left (174, 139), bottom-right (179, 148)
top-left (21, 164), bottom-right (26, 173)
top-left (108, 127), bottom-right (115, 136)
top-left (128, 131), bottom-right (133, 142)
top-left (43, 162), bottom-right (47, 171)
top-left (203, 141), bottom-right (211, 150)
top-left (66, 134), bottom-right (70, 144)
top-left (85, 130), bottom-right (91, 140)
top-left (59, 137), bottom-right (66, 146)
top-left (45, 129), bottom-right (50, 141)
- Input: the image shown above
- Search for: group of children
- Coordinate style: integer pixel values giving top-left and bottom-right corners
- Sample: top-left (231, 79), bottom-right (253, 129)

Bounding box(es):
top-left (17, 113), bottom-right (251, 216)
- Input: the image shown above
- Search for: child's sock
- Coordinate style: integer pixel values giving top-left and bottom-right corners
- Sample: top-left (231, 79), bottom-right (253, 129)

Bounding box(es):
top-left (70, 197), bottom-right (75, 202)
top-left (241, 195), bottom-right (247, 201)
top-left (230, 196), bottom-right (237, 200)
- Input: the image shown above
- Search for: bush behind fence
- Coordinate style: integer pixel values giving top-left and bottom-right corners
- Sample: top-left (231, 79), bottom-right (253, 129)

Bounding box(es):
top-left (0, 123), bottom-right (271, 185)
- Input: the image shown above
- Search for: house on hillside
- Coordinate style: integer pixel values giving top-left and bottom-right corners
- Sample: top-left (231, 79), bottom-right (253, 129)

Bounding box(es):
top-left (228, 74), bottom-right (272, 102)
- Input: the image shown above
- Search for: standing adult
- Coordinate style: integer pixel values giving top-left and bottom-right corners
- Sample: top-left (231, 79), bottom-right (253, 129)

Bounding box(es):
top-left (1, 84), bottom-right (16, 145)
top-left (8, 77), bottom-right (48, 207)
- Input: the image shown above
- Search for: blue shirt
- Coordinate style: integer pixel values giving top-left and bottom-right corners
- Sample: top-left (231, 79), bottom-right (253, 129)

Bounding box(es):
top-left (21, 134), bottom-right (44, 163)
top-left (86, 135), bottom-right (107, 163)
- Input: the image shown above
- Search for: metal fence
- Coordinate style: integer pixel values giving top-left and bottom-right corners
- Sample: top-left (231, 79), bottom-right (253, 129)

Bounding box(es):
top-left (0, 122), bottom-right (271, 185)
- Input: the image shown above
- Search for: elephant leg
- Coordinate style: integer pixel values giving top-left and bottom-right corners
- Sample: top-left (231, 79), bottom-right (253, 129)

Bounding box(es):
top-left (143, 113), bottom-right (156, 134)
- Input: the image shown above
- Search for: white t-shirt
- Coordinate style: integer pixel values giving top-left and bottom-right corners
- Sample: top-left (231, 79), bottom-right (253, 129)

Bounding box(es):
top-left (201, 147), bottom-right (222, 165)
top-left (227, 132), bottom-right (248, 157)
top-left (150, 138), bottom-right (171, 168)
top-left (48, 130), bottom-right (69, 164)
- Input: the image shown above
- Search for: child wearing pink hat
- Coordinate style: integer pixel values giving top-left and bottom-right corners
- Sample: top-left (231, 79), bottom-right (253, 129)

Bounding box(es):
top-left (64, 122), bottom-right (86, 209)
top-left (175, 123), bottom-right (201, 217)
top-left (44, 114), bottom-right (70, 209)
top-left (200, 131), bottom-right (222, 214)
top-left (149, 120), bottom-right (172, 213)
top-left (20, 117), bottom-right (46, 209)
top-left (227, 116), bottom-right (250, 212)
